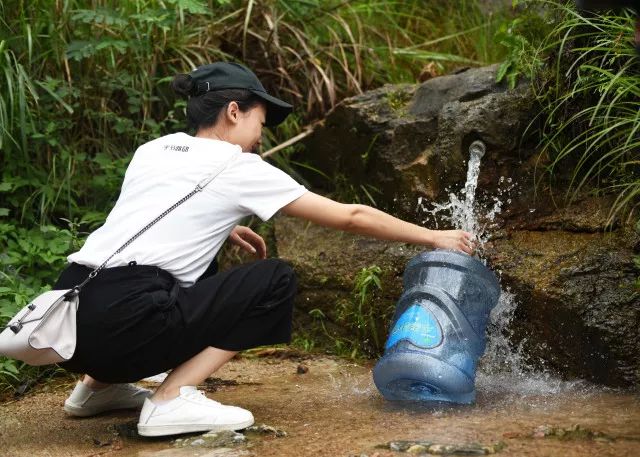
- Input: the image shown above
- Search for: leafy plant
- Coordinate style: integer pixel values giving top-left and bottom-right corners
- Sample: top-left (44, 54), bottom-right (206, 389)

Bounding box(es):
top-left (0, 221), bottom-right (81, 393)
top-left (532, 1), bottom-right (639, 222)
top-left (334, 265), bottom-right (385, 357)
top-left (494, 20), bottom-right (539, 88)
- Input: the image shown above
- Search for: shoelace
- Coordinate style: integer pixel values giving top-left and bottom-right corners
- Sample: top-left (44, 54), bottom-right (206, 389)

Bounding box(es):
top-left (183, 389), bottom-right (223, 406)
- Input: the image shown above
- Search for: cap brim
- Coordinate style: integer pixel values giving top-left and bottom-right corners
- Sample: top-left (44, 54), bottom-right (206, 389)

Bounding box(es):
top-left (251, 90), bottom-right (293, 127)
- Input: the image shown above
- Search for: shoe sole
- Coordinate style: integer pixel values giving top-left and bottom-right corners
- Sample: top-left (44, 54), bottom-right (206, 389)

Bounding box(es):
top-left (64, 401), bottom-right (143, 417)
top-left (137, 418), bottom-right (255, 437)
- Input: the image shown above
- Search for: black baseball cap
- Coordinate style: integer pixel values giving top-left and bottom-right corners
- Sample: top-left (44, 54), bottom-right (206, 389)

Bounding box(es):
top-left (190, 62), bottom-right (293, 127)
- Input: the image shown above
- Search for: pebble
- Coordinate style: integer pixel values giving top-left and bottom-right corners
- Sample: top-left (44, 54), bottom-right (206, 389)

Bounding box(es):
top-left (382, 440), bottom-right (505, 455)
top-left (407, 444), bottom-right (428, 454)
top-left (174, 430), bottom-right (246, 448)
top-left (245, 423), bottom-right (287, 437)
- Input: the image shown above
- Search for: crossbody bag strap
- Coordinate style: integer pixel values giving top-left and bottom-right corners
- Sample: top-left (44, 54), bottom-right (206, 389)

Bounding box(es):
top-left (72, 152), bottom-right (238, 293)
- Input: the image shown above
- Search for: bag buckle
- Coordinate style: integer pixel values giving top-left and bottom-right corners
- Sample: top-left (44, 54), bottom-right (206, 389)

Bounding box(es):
top-left (9, 322), bottom-right (22, 334)
top-left (9, 303), bottom-right (36, 334)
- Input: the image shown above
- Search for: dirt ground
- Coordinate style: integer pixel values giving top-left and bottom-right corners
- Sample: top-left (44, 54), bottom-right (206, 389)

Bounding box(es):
top-left (1, 352), bottom-right (639, 457)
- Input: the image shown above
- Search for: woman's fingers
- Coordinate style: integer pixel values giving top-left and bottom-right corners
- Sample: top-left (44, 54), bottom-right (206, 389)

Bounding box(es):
top-left (433, 230), bottom-right (477, 255)
top-left (230, 226), bottom-right (267, 258)
top-left (231, 233), bottom-right (256, 254)
top-left (246, 231), bottom-right (267, 258)
top-left (461, 232), bottom-right (477, 255)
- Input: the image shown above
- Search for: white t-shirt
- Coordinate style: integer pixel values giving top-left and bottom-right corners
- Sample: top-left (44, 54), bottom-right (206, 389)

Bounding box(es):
top-left (68, 132), bottom-right (307, 286)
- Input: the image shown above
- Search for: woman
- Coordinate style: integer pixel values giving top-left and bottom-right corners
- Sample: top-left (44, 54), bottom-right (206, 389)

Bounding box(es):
top-left (55, 62), bottom-right (475, 437)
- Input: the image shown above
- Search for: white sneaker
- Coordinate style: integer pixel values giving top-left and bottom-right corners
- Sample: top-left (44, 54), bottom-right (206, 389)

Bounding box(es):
top-left (137, 386), bottom-right (254, 437)
top-left (64, 381), bottom-right (152, 417)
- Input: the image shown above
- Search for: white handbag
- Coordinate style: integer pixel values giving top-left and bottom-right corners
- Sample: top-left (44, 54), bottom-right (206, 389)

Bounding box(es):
top-left (0, 155), bottom-right (234, 366)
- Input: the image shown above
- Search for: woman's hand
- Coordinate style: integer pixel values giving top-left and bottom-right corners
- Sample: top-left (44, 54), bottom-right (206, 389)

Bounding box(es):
top-left (431, 230), bottom-right (476, 255)
top-left (229, 225), bottom-right (267, 259)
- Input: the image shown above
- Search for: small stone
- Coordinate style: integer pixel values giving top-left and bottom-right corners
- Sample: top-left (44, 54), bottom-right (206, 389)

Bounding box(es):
top-left (176, 430), bottom-right (247, 448)
top-left (297, 364), bottom-right (309, 374)
top-left (91, 438), bottom-right (111, 447)
top-left (532, 424), bottom-right (554, 438)
top-left (407, 444), bottom-right (427, 454)
top-left (245, 423), bottom-right (287, 437)
top-left (389, 441), bottom-right (408, 452)
top-left (428, 444), bottom-right (455, 455)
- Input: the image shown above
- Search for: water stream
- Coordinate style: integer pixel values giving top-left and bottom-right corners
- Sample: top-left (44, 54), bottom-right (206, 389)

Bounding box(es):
top-left (417, 141), bottom-right (594, 397)
top-left (2, 356), bottom-right (637, 457)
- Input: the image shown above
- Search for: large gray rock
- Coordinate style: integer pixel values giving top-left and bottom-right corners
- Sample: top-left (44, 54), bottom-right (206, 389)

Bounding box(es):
top-left (485, 228), bottom-right (639, 386)
top-left (276, 215), bottom-right (640, 387)
top-left (278, 64), bottom-right (639, 387)
top-left (302, 65), bottom-right (537, 221)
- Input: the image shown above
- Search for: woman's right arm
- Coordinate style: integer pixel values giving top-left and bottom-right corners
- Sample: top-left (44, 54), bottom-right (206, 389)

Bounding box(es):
top-left (281, 192), bottom-right (475, 254)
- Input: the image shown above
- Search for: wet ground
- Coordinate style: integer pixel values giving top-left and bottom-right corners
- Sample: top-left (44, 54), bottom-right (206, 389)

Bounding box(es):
top-left (1, 352), bottom-right (639, 457)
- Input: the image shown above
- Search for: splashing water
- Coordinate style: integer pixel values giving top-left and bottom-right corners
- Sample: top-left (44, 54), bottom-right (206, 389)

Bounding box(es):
top-left (462, 140), bottom-right (485, 230)
top-left (417, 141), bottom-right (511, 251)
top-left (416, 141), bottom-right (588, 398)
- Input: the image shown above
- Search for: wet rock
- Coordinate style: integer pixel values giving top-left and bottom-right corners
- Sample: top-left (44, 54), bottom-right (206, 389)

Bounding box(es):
top-left (244, 423), bottom-right (287, 437)
top-left (283, 61), bottom-right (639, 387)
top-left (278, 214), bottom-right (640, 387)
top-left (175, 430), bottom-right (247, 448)
top-left (485, 228), bottom-right (640, 386)
top-left (505, 424), bottom-right (615, 442)
top-left (509, 195), bottom-right (620, 232)
top-left (387, 440), bottom-right (432, 452)
top-left (301, 65), bottom-right (537, 221)
top-left (532, 424), bottom-right (614, 441)
top-left (407, 444), bottom-right (429, 453)
top-left (381, 440), bottom-right (505, 455)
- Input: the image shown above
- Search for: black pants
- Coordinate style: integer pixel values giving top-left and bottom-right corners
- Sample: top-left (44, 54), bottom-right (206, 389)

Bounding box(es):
top-left (53, 259), bottom-right (297, 383)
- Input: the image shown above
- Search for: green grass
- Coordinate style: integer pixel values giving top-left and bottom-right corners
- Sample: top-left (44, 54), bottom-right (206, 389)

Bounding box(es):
top-left (531, 1), bottom-right (639, 223)
top-left (0, 0), bottom-right (515, 225)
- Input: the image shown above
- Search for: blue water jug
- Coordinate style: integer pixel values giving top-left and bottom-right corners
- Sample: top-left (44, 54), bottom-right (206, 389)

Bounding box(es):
top-left (373, 250), bottom-right (500, 404)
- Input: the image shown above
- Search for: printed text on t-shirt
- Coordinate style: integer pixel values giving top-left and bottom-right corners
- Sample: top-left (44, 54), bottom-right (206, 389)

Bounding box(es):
top-left (164, 145), bottom-right (190, 152)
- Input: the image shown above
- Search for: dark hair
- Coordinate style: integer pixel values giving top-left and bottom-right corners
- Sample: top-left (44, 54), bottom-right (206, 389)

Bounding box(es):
top-left (171, 74), bottom-right (263, 131)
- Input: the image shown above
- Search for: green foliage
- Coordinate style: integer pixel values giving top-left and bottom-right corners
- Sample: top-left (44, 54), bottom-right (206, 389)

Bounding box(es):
top-left (531, 1), bottom-right (640, 222)
top-left (0, 0), bottom-right (518, 386)
top-left (291, 266), bottom-right (390, 359)
top-left (290, 332), bottom-right (316, 353)
top-left (335, 265), bottom-right (385, 357)
top-left (0, 0), bottom-right (518, 226)
top-left (237, 0), bottom-right (514, 117)
top-left (494, 5), bottom-right (549, 88)
top-left (332, 174), bottom-right (382, 206)
top-left (0, 222), bottom-right (81, 393)
top-left (0, 222), bottom-right (80, 322)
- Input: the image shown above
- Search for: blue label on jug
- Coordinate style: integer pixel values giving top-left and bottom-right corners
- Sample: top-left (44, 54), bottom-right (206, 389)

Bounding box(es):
top-left (385, 304), bottom-right (443, 350)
